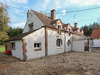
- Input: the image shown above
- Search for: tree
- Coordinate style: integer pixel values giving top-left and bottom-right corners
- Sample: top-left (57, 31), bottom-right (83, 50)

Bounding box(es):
top-left (81, 22), bottom-right (100, 36)
top-left (0, 2), bottom-right (10, 32)
top-left (7, 27), bottom-right (23, 38)
top-left (0, 31), bottom-right (9, 44)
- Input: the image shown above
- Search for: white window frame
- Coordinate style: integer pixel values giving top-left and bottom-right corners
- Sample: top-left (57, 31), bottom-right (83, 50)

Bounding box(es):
top-left (58, 25), bottom-right (61, 34)
top-left (34, 43), bottom-right (41, 49)
top-left (56, 39), bottom-right (62, 48)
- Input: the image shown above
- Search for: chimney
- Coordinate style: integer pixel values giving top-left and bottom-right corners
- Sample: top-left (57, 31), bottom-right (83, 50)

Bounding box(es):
top-left (51, 9), bottom-right (55, 20)
top-left (74, 23), bottom-right (77, 28)
top-left (27, 10), bottom-right (29, 18)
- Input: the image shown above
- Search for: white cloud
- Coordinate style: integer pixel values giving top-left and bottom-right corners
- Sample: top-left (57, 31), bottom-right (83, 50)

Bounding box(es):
top-left (12, 22), bottom-right (25, 28)
top-left (15, 9), bottom-right (25, 16)
top-left (43, 0), bottom-right (50, 9)
top-left (6, 0), bottom-right (28, 4)
top-left (62, 9), bottom-right (66, 15)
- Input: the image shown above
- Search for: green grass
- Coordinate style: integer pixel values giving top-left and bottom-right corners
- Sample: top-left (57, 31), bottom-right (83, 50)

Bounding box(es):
top-left (0, 45), bottom-right (5, 52)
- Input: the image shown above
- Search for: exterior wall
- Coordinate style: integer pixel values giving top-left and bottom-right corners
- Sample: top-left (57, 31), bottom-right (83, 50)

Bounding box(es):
top-left (5, 42), bottom-right (12, 51)
top-left (93, 39), bottom-right (100, 47)
top-left (24, 28), bottom-right (45, 60)
top-left (47, 29), bottom-right (64, 55)
top-left (72, 40), bottom-right (85, 52)
top-left (64, 33), bottom-right (72, 52)
top-left (12, 40), bottom-right (23, 60)
top-left (23, 10), bottom-right (44, 33)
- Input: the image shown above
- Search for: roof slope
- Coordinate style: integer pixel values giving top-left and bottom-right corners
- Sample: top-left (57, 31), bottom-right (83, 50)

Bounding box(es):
top-left (91, 29), bottom-right (100, 39)
top-left (32, 10), bottom-right (54, 27)
top-left (5, 27), bottom-right (43, 42)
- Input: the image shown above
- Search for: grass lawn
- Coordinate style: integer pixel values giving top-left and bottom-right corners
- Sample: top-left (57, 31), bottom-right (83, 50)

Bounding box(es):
top-left (0, 45), bottom-right (5, 52)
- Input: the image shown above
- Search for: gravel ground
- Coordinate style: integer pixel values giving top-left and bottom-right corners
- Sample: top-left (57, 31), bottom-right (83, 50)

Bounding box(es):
top-left (0, 50), bottom-right (100, 75)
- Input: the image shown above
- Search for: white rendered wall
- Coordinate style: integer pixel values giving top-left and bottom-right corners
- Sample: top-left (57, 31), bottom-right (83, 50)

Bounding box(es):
top-left (12, 41), bottom-right (23, 60)
top-left (47, 29), bottom-right (65, 56)
top-left (72, 40), bottom-right (85, 52)
top-left (23, 10), bottom-right (44, 33)
top-left (93, 39), bottom-right (100, 47)
top-left (64, 33), bottom-right (72, 52)
top-left (24, 28), bottom-right (45, 60)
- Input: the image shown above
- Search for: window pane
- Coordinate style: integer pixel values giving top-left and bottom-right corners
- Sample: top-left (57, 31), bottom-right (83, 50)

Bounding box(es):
top-left (37, 43), bottom-right (40, 47)
top-left (57, 39), bottom-right (61, 47)
top-left (34, 43), bottom-right (36, 47)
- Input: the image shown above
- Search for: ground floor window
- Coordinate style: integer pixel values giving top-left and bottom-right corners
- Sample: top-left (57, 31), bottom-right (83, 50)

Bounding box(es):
top-left (67, 39), bottom-right (71, 46)
top-left (34, 43), bottom-right (41, 50)
top-left (56, 39), bottom-right (62, 47)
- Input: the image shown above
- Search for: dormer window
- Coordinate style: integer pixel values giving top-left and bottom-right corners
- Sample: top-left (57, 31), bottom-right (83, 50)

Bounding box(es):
top-left (58, 23), bottom-right (61, 34)
top-left (28, 23), bottom-right (34, 31)
top-left (64, 27), bottom-right (66, 30)
top-left (58, 25), bottom-right (61, 34)
top-left (53, 24), bottom-right (56, 27)
top-left (68, 28), bottom-right (70, 36)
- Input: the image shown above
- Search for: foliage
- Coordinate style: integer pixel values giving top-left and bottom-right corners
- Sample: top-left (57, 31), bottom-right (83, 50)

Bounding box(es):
top-left (0, 45), bottom-right (5, 52)
top-left (0, 31), bottom-right (9, 44)
top-left (81, 22), bottom-right (100, 36)
top-left (0, 2), bottom-right (10, 32)
top-left (7, 27), bottom-right (23, 38)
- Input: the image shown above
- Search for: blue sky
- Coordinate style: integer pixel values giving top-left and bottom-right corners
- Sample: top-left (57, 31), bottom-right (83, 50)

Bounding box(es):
top-left (1, 0), bottom-right (100, 28)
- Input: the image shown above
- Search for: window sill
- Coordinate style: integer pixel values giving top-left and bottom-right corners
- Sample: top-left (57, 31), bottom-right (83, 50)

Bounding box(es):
top-left (57, 47), bottom-right (61, 49)
top-left (34, 48), bottom-right (41, 51)
top-left (12, 48), bottom-right (16, 50)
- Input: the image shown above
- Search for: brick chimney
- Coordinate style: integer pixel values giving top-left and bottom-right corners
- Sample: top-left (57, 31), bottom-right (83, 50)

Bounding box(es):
top-left (74, 23), bottom-right (77, 28)
top-left (51, 9), bottom-right (55, 20)
top-left (27, 10), bottom-right (29, 18)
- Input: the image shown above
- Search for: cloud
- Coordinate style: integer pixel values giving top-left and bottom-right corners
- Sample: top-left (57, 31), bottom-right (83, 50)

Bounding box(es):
top-left (15, 9), bottom-right (25, 16)
top-left (62, 9), bottom-right (66, 15)
top-left (52, 0), bottom-right (100, 9)
top-left (12, 22), bottom-right (25, 28)
top-left (6, 0), bottom-right (28, 4)
top-left (43, 0), bottom-right (50, 9)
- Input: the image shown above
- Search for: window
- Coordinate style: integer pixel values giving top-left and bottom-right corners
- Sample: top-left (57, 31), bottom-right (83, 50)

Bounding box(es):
top-left (28, 23), bottom-right (34, 31)
top-left (58, 25), bottom-right (61, 34)
top-left (56, 39), bottom-right (62, 47)
top-left (68, 28), bottom-right (70, 36)
top-left (67, 39), bottom-right (71, 46)
top-left (34, 43), bottom-right (41, 50)
top-left (64, 27), bottom-right (66, 30)
top-left (12, 43), bottom-right (15, 50)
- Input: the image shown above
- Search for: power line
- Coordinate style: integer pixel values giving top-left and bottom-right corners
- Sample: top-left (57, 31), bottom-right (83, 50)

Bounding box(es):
top-left (55, 6), bottom-right (100, 14)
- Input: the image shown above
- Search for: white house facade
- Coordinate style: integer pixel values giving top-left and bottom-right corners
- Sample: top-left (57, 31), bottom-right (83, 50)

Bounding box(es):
top-left (5, 9), bottom-right (93, 60)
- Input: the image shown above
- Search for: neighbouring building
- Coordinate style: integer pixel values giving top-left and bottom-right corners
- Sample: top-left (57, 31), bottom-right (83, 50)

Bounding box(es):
top-left (91, 29), bottom-right (100, 49)
top-left (5, 9), bottom-right (93, 60)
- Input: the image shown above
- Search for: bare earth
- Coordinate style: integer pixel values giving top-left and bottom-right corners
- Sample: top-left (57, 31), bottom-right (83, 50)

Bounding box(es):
top-left (0, 50), bottom-right (100, 75)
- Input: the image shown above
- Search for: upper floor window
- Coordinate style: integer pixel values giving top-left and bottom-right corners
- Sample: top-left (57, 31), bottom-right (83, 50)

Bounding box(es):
top-left (28, 23), bottom-right (34, 31)
top-left (68, 28), bottom-right (70, 36)
top-left (58, 25), bottom-right (61, 34)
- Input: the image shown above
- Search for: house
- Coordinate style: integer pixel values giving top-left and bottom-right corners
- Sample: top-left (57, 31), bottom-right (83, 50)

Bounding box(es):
top-left (91, 29), bottom-right (100, 49)
top-left (5, 9), bottom-right (93, 60)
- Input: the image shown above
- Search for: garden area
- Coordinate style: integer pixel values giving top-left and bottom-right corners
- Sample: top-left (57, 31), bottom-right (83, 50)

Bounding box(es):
top-left (0, 45), bottom-right (5, 52)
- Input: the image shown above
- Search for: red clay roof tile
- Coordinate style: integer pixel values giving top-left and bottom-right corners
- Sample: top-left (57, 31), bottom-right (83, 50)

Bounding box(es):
top-left (91, 29), bottom-right (100, 39)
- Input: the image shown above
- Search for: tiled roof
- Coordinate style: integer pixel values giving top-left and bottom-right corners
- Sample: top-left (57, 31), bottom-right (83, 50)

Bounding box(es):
top-left (91, 29), bottom-right (100, 39)
top-left (32, 10), bottom-right (54, 27)
top-left (5, 27), bottom-right (43, 42)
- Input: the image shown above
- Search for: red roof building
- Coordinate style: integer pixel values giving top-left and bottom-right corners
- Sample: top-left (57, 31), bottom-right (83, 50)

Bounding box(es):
top-left (91, 29), bottom-right (100, 39)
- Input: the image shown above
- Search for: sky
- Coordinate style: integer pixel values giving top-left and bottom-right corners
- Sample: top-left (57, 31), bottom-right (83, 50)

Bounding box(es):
top-left (1, 0), bottom-right (100, 28)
